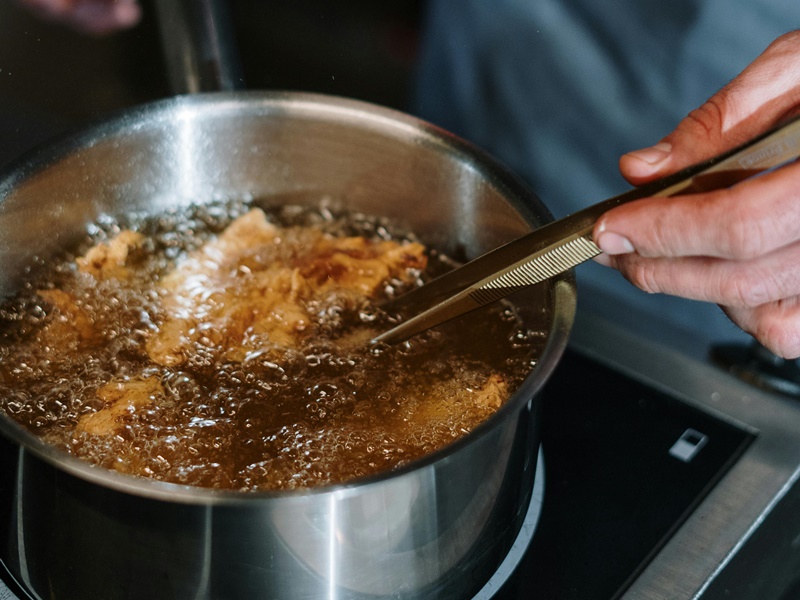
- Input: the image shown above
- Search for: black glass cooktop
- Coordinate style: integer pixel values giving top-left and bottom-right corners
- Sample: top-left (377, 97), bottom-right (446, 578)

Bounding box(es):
top-left (495, 348), bottom-right (754, 599)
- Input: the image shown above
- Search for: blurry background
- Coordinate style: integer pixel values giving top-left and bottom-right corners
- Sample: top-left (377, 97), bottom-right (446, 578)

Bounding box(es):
top-left (0, 0), bottom-right (423, 167)
top-left (0, 0), bottom-right (759, 357)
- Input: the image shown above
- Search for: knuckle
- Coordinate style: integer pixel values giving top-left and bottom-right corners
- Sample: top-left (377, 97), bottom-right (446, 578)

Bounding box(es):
top-left (648, 209), bottom-right (679, 257)
top-left (630, 199), bottom-right (688, 258)
top-left (740, 298), bottom-right (800, 360)
top-left (720, 270), bottom-right (770, 308)
top-left (681, 100), bottom-right (727, 142)
top-left (620, 258), bottom-right (661, 294)
top-left (765, 30), bottom-right (800, 55)
top-left (721, 206), bottom-right (754, 259)
top-left (705, 192), bottom-right (765, 260)
top-left (756, 320), bottom-right (800, 360)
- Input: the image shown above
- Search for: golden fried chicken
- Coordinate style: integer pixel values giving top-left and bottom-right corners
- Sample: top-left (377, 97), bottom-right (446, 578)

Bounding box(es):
top-left (77, 229), bottom-right (145, 280)
top-left (76, 377), bottom-right (164, 436)
top-left (472, 374), bottom-right (508, 409)
top-left (37, 288), bottom-right (98, 348)
top-left (408, 373), bottom-right (509, 428)
top-left (146, 208), bottom-right (427, 367)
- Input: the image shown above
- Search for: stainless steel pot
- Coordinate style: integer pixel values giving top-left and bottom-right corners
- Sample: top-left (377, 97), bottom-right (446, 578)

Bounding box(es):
top-left (0, 34), bottom-right (575, 600)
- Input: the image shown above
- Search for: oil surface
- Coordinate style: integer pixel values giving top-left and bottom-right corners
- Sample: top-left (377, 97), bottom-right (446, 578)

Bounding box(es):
top-left (0, 200), bottom-right (546, 490)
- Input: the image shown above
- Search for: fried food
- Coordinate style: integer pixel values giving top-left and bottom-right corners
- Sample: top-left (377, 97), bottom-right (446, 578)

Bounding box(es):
top-left (77, 229), bottom-right (145, 280)
top-left (473, 374), bottom-right (508, 409)
top-left (0, 203), bottom-right (537, 490)
top-left (37, 288), bottom-right (98, 348)
top-left (76, 377), bottom-right (164, 436)
top-left (144, 208), bottom-right (427, 366)
top-left (71, 207), bottom-right (427, 437)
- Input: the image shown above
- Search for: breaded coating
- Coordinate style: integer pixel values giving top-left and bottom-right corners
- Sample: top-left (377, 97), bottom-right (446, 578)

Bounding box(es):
top-left (472, 374), bottom-right (508, 409)
top-left (77, 230), bottom-right (145, 280)
top-left (37, 288), bottom-right (98, 347)
top-left (146, 209), bottom-right (427, 366)
top-left (76, 377), bottom-right (164, 436)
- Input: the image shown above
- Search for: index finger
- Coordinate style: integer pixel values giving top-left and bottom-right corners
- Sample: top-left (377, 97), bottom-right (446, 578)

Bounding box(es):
top-left (594, 160), bottom-right (800, 261)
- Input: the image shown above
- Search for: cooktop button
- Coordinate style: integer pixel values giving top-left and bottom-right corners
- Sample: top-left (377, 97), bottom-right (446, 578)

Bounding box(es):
top-left (669, 428), bottom-right (708, 462)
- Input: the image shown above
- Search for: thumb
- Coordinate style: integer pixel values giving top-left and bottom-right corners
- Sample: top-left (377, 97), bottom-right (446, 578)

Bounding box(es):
top-left (620, 30), bottom-right (800, 186)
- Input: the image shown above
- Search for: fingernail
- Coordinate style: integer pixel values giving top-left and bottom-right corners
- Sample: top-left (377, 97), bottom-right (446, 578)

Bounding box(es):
top-left (596, 231), bottom-right (635, 255)
top-left (625, 142), bottom-right (672, 166)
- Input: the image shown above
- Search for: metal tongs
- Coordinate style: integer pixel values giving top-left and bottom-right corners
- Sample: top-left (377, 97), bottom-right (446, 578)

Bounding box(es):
top-left (373, 115), bottom-right (800, 345)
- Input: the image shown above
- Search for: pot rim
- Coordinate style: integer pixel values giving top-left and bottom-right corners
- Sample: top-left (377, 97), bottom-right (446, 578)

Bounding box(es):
top-left (0, 91), bottom-right (576, 505)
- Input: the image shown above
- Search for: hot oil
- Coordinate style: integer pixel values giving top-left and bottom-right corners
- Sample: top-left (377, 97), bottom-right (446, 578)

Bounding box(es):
top-left (0, 200), bottom-right (545, 491)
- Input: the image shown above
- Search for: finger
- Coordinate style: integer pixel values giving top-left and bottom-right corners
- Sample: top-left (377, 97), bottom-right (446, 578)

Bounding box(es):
top-left (603, 239), bottom-right (800, 309)
top-left (594, 160), bottom-right (800, 260)
top-left (70, 4), bottom-right (140, 34)
top-left (620, 31), bottom-right (800, 186)
top-left (724, 297), bottom-right (800, 359)
top-left (68, 0), bottom-right (140, 34)
top-left (15, 0), bottom-right (140, 34)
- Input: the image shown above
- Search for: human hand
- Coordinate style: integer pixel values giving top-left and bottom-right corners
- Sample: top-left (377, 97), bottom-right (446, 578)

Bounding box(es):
top-left (593, 30), bottom-right (800, 358)
top-left (15, 0), bottom-right (140, 35)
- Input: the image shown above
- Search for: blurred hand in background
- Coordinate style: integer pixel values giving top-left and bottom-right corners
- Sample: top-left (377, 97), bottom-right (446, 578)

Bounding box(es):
top-left (15, 0), bottom-right (140, 35)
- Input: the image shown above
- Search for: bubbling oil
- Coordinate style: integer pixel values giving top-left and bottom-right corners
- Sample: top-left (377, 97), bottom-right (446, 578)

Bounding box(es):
top-left (0, 200), bottom-right (545, 490)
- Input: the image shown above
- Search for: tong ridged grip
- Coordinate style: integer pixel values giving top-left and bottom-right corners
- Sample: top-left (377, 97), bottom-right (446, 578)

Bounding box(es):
top-left (469, 235), bottom-right (600, 305)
